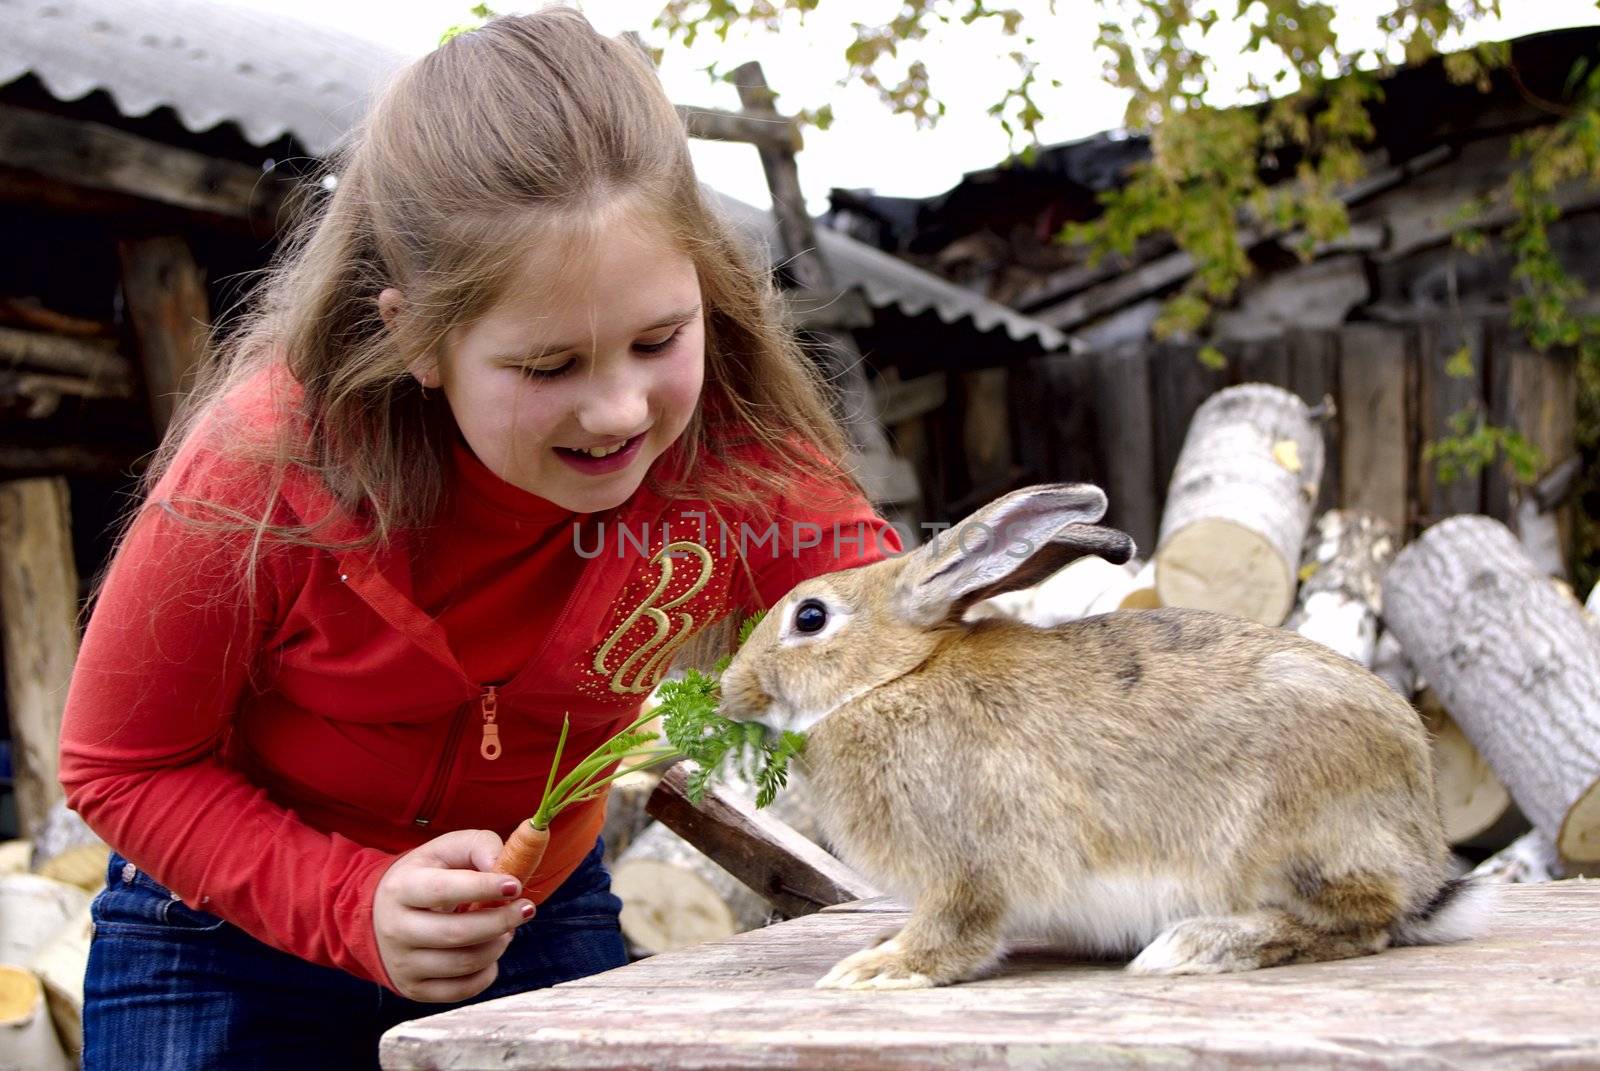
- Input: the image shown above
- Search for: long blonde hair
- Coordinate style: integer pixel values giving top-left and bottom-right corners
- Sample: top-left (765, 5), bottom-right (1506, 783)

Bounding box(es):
top-left (144, 5), bottom-right (861, 575)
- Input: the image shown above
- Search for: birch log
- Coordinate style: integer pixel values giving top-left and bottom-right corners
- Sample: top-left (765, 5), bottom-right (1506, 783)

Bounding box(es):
top-left (1417, 689), bottom-right (1526, 848)
top-left (1383, 515), bottom-right (1600, 869)
top-left (1285, 510), bottom-right (1397, 667)
top-left (1155, 384), bottom-right (1324, 626)
top-left (611, 820), bottom-right (774, 955)
top-left (0, 965), bottom-right (71, 1071)
top-left (1370, 631), bottom-right (1416, 697)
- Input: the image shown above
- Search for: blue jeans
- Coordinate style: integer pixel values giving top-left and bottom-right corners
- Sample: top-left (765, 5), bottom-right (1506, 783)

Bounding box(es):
top-left (82, 839), bottom-right (627, 1071)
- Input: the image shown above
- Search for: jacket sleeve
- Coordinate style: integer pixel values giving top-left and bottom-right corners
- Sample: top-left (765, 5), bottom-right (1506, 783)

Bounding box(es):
top-left (57, 453), bottom-right (401, 989)
top-left (735, 459), bottom-right (906, 611)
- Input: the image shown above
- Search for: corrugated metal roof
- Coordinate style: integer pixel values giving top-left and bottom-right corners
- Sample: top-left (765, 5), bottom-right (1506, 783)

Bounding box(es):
top-left (713, 191), bottom-right (1073, 354)
top-left (0, 0), bottom-right (1067, 352)
top-left (0, 0), bottom-right (408, 156)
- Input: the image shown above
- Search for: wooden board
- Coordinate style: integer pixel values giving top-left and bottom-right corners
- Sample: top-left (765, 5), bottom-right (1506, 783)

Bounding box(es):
top-left (1150, 339), bottom-right (1231, 503)
top-left (1090, 341), bottom-right (1157, 555)
top-left (0, 479), bottom-right (81, 837)
top-left (1416, 318), bottom-right (1487, 525)
top-left (1285, 328), bottom-right (1342, 516)
top-left (1485, 321), bottom-right (1577, 536)
top-left (382, 882), bottom-right (1600, 1070)
top-left (1337, 322), bottom-right (1411, 534)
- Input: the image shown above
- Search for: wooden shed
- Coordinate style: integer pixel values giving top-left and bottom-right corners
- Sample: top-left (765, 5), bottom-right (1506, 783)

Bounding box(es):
top-left (0, 0), bottom-right (406, 840)
top-left (824, 27), bottom-right (1600, 567)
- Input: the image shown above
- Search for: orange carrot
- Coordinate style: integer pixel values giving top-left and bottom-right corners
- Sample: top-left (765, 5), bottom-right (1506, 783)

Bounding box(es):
top-left (462, 820), bottom-right (549, 912)
top-left (496, 819), bottom-right (550, 890)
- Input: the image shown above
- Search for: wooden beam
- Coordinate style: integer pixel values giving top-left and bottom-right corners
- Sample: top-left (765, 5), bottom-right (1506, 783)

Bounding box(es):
top-left (646, 762), bottom-right (880, 917)
top-left (118, 236), bottom-right (211, 435)
top-left (0, 102), bottom-right (282, 224)
top-left (677, 104), bottom-right (802, 154)
top-left (0, 478), bottom-right (81, 838)
top-left (732, 62), bottom-right (891, 464)
top-left (1039, 146), bottom-right (1455, 331)
top-left (0, 325), bottom-right (134, 384)
top-left (0, 299), bottom-right (114, 340)
top-left (0, 368), bottom-right (135, 420)
top-left (0, 445), bottom-right (141, 479)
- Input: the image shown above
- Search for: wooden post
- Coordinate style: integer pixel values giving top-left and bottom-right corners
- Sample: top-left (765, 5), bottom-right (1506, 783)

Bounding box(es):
top-left (1337, 322), bottom-right (1410, 534)
top-left (729, 62), bottom-right (891, 466)
top-left (0, 479), bottom-right (81, 838)
top-left (1417, 318), bottom-right (1487, 526)
top-left (645, 762), bottom-right (879, 918)
top-left (117, 235), bottom-right (210, 437)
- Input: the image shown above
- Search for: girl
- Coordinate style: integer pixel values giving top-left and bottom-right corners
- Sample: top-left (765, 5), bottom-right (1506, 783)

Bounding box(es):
top-left (57, 7), bottom-right (901, 1069)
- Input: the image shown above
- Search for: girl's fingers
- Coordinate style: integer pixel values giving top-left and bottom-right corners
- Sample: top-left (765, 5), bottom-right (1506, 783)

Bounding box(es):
top-left (398, 866), bottom-right (520, 911)
top-left (404, 932), bottom-right (515, 983)
top-left (393, 900), bottom-right (533, 950)
top-left (401, 961), bottom-right (502, 1004)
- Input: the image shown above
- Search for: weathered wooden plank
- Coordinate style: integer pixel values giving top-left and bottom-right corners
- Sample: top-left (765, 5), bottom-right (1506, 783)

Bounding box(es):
top-left (382, 882), bottom-right (1600, 1071)
top-left (1090, 341), bottom-right (1157, 554)
top-left (1485, 320), bottom-right (1577, 537)
top-left (1286, 328), bottom-right (1342, 516)
top-left (0, 478), bottom-right (81, 837)
top-left (1416, 318), bottom-right (1487, 525)
top-left (0, 445), bottom-right (139, 479)
top-left (118, 236), bottom-right (211, 436)
top-left (959, 368), bottom-right (1012, 499)
top-left (646, 763), bottom-right (880, 918)
top-left (1337, 323), bottom-right (1410, 533)
top-left (0, 103), bottom-right (282, 224)
top-left (1150, 339), bottom-right (1231, 506)
top-left (1020, 350), bottom-right (1099, 487)
top-left (0, 325), bottom-right (134, 383)
top-left (678, 104), bottom-right (803, 153)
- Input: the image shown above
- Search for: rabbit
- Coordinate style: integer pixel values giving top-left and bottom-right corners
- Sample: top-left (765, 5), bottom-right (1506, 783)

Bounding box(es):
top-left (717, 482), bottom-right (1492, 990)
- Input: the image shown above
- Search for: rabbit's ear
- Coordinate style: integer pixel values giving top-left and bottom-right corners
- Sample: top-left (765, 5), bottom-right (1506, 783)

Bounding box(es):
top-left (895, 484), bottom-right (1136, 626)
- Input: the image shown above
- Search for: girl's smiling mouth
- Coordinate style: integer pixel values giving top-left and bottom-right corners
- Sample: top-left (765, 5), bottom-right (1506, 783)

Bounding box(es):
top-left (553, 431), bottom-right (646, 474)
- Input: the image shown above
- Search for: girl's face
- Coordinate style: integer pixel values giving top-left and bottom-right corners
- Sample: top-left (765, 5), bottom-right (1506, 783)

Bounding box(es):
top-left (430, 213), bottom-right (706, 514)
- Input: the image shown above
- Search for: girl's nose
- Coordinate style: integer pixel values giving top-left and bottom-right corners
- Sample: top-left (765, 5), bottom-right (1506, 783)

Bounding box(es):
top-left (576, 372), bottom-right (650, 439)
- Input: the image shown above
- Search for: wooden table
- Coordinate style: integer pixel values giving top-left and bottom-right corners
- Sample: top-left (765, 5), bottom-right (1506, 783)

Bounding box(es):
top-left (382, 882), bottom-right (1600, 1070)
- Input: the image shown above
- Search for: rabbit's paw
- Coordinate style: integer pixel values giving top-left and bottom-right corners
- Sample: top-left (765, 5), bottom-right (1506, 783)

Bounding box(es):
top-left (815, 939), bottom-right (937, 990)
top-left (1127, 918), bottom-right (1261, 976)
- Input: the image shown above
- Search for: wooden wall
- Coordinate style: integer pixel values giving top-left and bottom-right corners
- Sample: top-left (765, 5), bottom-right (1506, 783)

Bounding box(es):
top-left (885, 315), bottom-right (1576, 564)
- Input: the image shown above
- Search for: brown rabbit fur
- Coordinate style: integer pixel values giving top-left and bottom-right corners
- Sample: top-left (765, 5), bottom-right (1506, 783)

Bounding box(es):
top-left (717, 483), bottom-right (1490, 990)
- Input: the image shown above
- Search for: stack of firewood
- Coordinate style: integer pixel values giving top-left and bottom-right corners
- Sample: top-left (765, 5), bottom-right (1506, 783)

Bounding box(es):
top-left (977, 382), bottom-right (1599, 882)
top-left (0, 804), bottom-right (108, 1071)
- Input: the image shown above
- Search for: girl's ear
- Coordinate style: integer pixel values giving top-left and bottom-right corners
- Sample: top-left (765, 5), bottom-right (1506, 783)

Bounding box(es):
top-left (379, 287), bottom-right (441, 389)
top-left (893, 483), bottom-right (1135, 627)
top-left (377, 287), bottom-right (405, 329)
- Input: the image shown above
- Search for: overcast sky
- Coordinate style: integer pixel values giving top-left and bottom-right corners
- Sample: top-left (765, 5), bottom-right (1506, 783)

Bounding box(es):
top-left (222, 0), bottom-right (1600, 213)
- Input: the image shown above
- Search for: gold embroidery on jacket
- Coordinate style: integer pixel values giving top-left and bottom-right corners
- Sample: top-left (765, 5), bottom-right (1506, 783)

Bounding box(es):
top-left (594, 540), bottom-right (714, 694)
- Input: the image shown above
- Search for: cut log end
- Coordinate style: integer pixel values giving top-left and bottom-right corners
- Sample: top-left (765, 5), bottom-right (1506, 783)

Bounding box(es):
top-left (1421, 699), bottom-right (1514, 845)
top-left (1155, 519), bottom-right (1293, 625)
top-left (612, 858), bottom-right (742, 953)
top-left (1561, 776), bottom-right (1600, 863)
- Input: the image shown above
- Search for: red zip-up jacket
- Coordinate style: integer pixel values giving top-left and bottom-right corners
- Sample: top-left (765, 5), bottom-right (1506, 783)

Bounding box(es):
top-left (58, 368), bottom-right (902, 989)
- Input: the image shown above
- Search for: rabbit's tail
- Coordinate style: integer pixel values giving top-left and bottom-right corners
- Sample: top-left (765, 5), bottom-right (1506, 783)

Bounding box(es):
top-left (1391, 876), bottom-right (1495, 946)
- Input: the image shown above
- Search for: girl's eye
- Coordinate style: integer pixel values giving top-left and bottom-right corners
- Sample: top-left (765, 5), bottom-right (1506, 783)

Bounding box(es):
top-left (634, 327), bottom-right (682, 354)
top-left (519, 360), bottom-right (575, 379)
top-left (793, 598), bottom-right (828, 634)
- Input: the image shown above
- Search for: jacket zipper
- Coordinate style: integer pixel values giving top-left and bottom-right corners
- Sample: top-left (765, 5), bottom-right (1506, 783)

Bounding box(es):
top-left (479, 685), bottom-right (501, 760)
top-left (414, 686), bottom-right (501, 828)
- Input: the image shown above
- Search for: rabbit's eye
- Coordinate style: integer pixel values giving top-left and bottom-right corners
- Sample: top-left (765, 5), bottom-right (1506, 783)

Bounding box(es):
top-left (794, 599), bottom-right (828, 634)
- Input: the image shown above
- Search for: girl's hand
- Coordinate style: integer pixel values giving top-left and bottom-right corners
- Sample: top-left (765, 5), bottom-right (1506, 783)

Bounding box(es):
top-left (374, 828), bottom-right (537, 1002)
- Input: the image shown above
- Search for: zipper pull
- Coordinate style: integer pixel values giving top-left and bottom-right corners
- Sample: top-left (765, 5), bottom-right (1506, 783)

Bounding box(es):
top-left (479, 686), bottom-right (502, 761)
